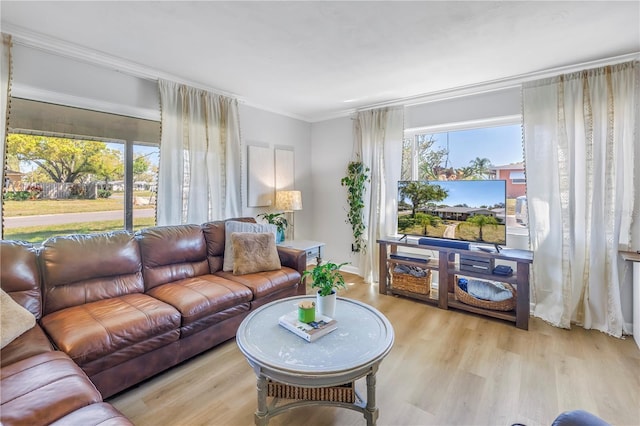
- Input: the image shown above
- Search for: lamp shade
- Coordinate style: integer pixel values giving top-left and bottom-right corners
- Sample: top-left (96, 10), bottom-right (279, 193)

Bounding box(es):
top-left (275, 190), bottom-right (302, 211)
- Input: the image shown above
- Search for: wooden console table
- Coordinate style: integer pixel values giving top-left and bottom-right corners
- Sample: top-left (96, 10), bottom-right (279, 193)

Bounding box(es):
top-left (378, 238), bottom-right (533, 330)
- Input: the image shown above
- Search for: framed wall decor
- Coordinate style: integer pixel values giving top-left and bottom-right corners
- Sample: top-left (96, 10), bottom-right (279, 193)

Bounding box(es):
top-left (275, 147), bottom-right (294, 191)
top-left (247, 145), bottom-right (274, 207)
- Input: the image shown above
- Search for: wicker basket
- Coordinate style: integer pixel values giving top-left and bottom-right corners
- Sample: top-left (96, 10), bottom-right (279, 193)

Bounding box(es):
top-left (267, 379), bottom-right (355, 403)
top-left (391, 266), bottom-right (432, 294)
top-left (454, 275), bottom-right (516, 311)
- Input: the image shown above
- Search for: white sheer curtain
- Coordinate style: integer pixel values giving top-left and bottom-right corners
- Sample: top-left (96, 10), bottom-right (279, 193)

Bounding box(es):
top-left (522, 61), bottom-right (639, 337)
top-left (1, 34), bottom-right (12, 239)
top-left (354, 107), bottom-right (404, 283)
top-left (157, 79), bottom-right (241, 225)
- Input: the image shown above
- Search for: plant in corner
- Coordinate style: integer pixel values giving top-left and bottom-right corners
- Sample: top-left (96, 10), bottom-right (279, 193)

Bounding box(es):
top-left (302, 261), bottom-right (348, 317)
top-left (257, 212), bottom-right (288, 243)
top-left (340, 161), bottom-right (370, 253)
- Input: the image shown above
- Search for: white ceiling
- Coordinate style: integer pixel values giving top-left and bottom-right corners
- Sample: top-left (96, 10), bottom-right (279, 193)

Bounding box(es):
top-left (1, 1), bottom-right (639, 122)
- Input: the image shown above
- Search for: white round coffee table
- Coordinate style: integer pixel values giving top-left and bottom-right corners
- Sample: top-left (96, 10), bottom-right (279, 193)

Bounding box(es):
top-left (236, 295), bottom-right (394, 426)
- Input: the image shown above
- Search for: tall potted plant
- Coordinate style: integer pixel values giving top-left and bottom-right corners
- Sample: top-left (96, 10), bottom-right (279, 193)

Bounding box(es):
top-left (257, 212), bottom-right (288, 243)
top-left (341, 161), bottom-right (369, 253)
top-left (302, 262), bottom-right (348, 317)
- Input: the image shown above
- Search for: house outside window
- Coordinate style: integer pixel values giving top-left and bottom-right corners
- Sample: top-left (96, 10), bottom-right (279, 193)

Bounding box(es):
top-left (491, 163), bottom-right (527, 198)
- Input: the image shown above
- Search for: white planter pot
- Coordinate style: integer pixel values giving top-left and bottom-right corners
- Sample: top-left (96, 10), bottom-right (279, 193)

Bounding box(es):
top-left (316, 291), bottom-right (336, 318)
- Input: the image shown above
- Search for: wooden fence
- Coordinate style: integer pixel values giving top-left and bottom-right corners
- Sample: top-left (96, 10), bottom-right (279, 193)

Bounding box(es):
top-left (38, 182), bottom-right (98, 200)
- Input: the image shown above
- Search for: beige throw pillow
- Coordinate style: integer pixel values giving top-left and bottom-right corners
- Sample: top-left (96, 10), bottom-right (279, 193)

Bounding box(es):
top-left (231, 232), bottom-right (281, 275)
top-left (223, 221), bottom-right (278, 271)
top-left (1, 289), bottom-right (36, 349)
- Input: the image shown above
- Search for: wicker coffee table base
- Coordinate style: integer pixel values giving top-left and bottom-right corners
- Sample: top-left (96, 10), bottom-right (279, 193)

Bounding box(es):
top-left (267, 379), bottom-right (356, 403)
top-left (256, 373), bottom-right (375, 426)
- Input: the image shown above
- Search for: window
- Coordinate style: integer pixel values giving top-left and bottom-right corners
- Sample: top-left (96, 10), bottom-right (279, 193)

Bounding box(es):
top-left (3, 99), bottom-right (160, 243)
top-left (509, 171), bottom-right (526, 184)
top-left (402, 119), bottom-right (528, 249)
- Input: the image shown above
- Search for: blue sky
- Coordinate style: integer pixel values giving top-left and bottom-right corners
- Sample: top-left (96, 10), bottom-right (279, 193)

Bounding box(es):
top-left (399, 180), bottom-right (505, 208)
top-left (133, 144), bottom-right (160, 166)
top-left (432, 180), bottom-right (506, 207)
top-left (101, 143), bottom-right (159, 166)
top-left (429, 124), bottom-right (523, 169)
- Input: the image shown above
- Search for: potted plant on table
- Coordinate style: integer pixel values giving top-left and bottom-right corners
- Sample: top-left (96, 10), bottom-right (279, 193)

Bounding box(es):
top-left (302, 261), bottom-right (348, 317)
top-left (257, 212), bottom-right (288, 243)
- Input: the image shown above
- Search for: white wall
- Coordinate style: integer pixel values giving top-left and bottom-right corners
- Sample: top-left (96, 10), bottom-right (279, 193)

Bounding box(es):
top-left (308, 117), bottom-right (359, 270)
top-left (11, 44), bottom-right (159, 120)
top-left (238, 104), bottom-right (312, 236)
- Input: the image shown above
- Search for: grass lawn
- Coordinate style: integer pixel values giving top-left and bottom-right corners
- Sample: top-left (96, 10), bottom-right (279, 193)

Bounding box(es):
top-left (4, 218), bottom-right (157, 243)
top-left (399, 219), bottom-right (506, 245)
top-left (456, 222), bottom-right (506, 244)
top-left (3, 196), bottom-right (153, 216)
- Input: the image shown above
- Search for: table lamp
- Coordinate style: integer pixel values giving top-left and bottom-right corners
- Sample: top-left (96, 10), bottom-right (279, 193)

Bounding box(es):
top-left (275, 190), bottom-right (302, 240)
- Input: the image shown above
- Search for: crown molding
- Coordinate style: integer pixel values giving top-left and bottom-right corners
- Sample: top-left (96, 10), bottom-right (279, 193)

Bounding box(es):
top-left (4, 23), bottom-right (639, 124)
top-left (4, 23), bottom-right (162, 83)
top-left (311, 52), bottom-right (640, 122)
top-left (3, 23), bottom-right (311, 122)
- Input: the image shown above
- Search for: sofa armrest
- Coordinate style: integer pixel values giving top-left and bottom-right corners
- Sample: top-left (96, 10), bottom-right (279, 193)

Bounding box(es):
top-left (277, 246), bottom-right (307, 275)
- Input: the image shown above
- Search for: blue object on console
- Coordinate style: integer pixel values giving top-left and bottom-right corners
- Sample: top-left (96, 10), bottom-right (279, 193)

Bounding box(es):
top-left (418, 237), bottom-right (470, 250)
top-left (492, 265), bottom-right (513, 276)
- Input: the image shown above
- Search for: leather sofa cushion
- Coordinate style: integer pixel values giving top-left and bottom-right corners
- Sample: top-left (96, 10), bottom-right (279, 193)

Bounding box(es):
top-left (41, 294), bottom-right (181, 367)
top-left (215, 267), bottom-right (301, 299)
top-left (0, 351), bottom-right (102, 426)
top-left (147, 275), bottom-right (253, 326)
top-left (0, 240), bottom-right (42, 319)
top-left (137, 224), bottom-right (210, 291)
top-left (49, 402), bottom-right (133, 426)
top-left (0, 325), bottom-right (53, 368)
top-left (41, 232), bottom-right (144, 315)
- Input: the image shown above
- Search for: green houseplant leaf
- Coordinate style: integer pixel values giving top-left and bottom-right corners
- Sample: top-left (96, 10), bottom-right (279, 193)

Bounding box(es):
top-left (302, 262), bottom-right (349, 297)
top-left (257, 212), bottom-right (288, 233)
top-left (341, 161), bottom-right (370, 253)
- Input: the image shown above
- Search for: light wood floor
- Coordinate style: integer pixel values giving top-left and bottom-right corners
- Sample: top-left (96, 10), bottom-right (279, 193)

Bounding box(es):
top-left (109, 272), bottom-right (640, 426)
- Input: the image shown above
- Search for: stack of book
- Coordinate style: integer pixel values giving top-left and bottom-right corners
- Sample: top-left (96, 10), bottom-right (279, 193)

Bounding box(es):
top-left (278, 311), bottom-right (338, 342)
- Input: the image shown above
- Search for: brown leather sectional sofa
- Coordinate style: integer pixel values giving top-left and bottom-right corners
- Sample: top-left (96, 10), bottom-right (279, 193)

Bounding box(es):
top-left (0, 218), bottom-right (306, 425)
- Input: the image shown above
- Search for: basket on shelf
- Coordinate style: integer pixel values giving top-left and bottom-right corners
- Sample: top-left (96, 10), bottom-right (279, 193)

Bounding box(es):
top-left (454, 275), bottom-right (516, 311)
top-left (390, 264), bottom-right (432, 294)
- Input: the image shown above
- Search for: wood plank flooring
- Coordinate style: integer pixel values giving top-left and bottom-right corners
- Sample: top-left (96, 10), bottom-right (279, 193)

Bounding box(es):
top-left (109, 272), bottom-right (640, 426)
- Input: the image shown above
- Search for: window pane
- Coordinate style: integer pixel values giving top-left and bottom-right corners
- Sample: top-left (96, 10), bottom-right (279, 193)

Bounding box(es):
top-left (3, 135), bottom-right (125, 242)
top-left (132, 143), bottom-right (158, 231)
top-left (4, 100), bottom-right (161, 242)
top-left (403, 123), bottom-right (528, 249)
top-left (401, 137), bottom-right (412, 180)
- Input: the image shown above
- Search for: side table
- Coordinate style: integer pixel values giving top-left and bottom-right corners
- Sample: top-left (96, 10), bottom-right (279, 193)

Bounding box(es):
top-left (278, 239), bottom-right (325, 265)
